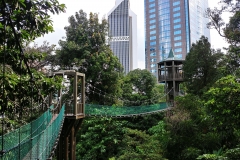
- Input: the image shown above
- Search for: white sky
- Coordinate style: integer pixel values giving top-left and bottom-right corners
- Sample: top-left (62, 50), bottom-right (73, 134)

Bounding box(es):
top-left (35, 0), bottom-right (231, 69)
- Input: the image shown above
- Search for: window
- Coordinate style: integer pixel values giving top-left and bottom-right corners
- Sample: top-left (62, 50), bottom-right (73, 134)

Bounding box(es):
top-left (174, 18), bottom-right (181, 23)
top-left (174, 36), bottom-right (181, 41)
top-left (151, 64), bottom-right (156, 67)
top-left (150, 48), bottom-right (155, 51)
top-left (149, 0), bottom-right (154, 2)
top-left (175, 48), bottom-right (182, 52)
top-left (150, 19), bottom-right (156, 24)
top-left (150, 41), bottom-right (156, 46)
top-left (149, 9), bottom-right (155, 13)
top-left (150, 14), bottom-right (156, 18)
top-left (174, 30), bottom-right (181, 35)
top-left (151, 58), bottom-right (157, 62)
top-left (173, 12), bottom-right (180, 17)
top-left (150, 25), bottom-right (156, 29)
top-left (150, 30), bottom-right (156, 34)
top-left (150, 36), bottom-right (156, 40)
top-left (174, 42), bottom-right (182, 47)
top-left (173, 7), bottom-right (180, 12)
top-left (149, 3), bottom-right (155, 8)
top-left (173, 1), bottom-right (180, 6)
top-left (160, 31), bottom-right (170, 37)
top-left (174, 24), bottom-right (181, 29)
top-left (150, 52), bottom-right (156, 56)
top-left (151, 69), bottom-right (157, 73)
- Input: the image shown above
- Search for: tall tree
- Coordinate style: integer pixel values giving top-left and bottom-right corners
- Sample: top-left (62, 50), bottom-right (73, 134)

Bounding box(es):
top-left (122, 69), bottom-right (161, 106)
top-left (183, 36), bottom-right (223, 95)
top-left (204, 75), bottom-right (240, 147)
top-left (0, 0), bottom-right (65, 127)
top-left (56, 10), bottom-right (124, 105)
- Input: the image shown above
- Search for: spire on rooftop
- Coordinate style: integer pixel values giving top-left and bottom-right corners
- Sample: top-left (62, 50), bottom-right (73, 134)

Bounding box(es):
top-left (168, 48), bottom-right (175, 59)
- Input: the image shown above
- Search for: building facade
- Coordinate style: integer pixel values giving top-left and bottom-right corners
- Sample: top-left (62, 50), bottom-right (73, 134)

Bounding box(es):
top-left (108, 0), bottom-right (137, 74)
top-left (145, 0), bottom-right (210, 77)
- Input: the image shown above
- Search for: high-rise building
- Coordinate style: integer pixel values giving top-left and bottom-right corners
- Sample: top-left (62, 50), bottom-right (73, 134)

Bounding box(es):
top-left (108, 0), bottom-right (137, 74)
top-left (145, 0), bottom-right (210, 77)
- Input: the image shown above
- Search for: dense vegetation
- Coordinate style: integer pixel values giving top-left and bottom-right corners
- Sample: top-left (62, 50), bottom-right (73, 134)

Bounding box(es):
top-left (1, 0), bottom-right (240, 159)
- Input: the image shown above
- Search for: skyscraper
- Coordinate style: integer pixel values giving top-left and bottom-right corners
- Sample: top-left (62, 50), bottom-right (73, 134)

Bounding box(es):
top-left (145, 0), bottom-right (210, 77)
top-left (108, 0), bottom-right (137, 74)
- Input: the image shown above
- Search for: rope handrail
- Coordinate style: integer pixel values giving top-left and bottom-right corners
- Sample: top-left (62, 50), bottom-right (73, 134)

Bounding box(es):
top-left (87, 84), bottom-right (172, 104)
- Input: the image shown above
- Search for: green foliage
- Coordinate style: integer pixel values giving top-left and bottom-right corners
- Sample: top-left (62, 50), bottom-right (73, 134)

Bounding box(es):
top-left (224, 11), bottom-right (240, 45)
top-left (183, 36), bottom-right (224, 96)
top-left (122, 69), bottom-right (160, 106)
top-left (0, 0), bottom-right (65, 130)
top-left (76, 118), bottom-right (125, 160)
top-left (224, 147), bottom-right (240, 159)
top-left (204, 75), bottom-right (240, 147)
top-left (196, 154), bottom-right (227, 160)
top-left (149, 121), bottom-right (170, 152)
top-left (116, 128), bottom-right (166, 160)
top-left (0, 0), bottom-right (65, 49)
top-left (56, 10), bottom-right (124, 105)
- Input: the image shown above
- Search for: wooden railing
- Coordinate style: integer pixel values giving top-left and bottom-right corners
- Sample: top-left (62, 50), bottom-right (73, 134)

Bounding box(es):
top-left (159, 73), bottom-right (184, 81)
top-left (65, 103), bottom-right (84, 116)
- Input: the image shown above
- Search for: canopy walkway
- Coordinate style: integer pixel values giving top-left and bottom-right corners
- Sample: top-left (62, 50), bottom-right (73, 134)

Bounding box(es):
top-left (0, 69), bottom-right (172, 159)
top-left (0, 105), bottom-right (65, 160)
top-left (85, 102), bottom-right (170, 117)
top-left (0, 101), bottom-right (170, 159)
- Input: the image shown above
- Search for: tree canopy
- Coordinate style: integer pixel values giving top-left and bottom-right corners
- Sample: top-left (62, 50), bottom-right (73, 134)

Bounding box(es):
top-left (183, 36), bottom-right (223, 95)
top-left (122, 69), bottom-right (161, 106)
top-left (56, 10), bottom-right (124, 105)
top-left (0, 0), bottom-right (65, 127)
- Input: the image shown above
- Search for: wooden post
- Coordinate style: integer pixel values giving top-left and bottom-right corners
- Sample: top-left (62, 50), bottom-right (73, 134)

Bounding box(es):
top-left (73, 73), bottom-right (78, 116)
top-left (64, 136), bottom-right (68, 160)
top-left (82, 75), bottom-right (85, 114)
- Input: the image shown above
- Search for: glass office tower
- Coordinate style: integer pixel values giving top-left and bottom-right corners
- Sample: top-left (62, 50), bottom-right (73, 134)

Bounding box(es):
top-left (108, 0), bottom-right (137, 74)
top-left (145, 0), bottom-right (210, 77)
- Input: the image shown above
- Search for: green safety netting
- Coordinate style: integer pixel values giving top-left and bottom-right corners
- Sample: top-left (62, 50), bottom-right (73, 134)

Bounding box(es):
top-left (85, 102), bottom-right (169, 117)
top-left (0, 105), bottom-right (65, 160)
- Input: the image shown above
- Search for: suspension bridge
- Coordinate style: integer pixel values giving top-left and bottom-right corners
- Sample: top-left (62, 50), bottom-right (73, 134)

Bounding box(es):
top-left (0, 1), bottom-right (173, 159)
top-left (0, 70), bottom-right (172, 160)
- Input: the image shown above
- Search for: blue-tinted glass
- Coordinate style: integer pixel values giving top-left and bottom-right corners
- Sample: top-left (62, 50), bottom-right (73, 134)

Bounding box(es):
top-left (151, 69), bottom-right (157, 73)
top-left (151, 58), bottom-right (157, 62)
top-left (150, 41), bottom-right (156, 46)
top-left (150, 36), bottom-right (156, 40)
top-left (149, 9), bottom-right (155, 13)
top-left (150, 19), bottom-right (156, 24)
top-left (150, 25), bottom-right (156, 29)
top-left (151, 64), bottom-right (156, 67)
top-left (174, 18), bottom-right (181, 23)
top-left (173, 13), bottom-right (180, 17)
top-left (173, 1), bottom-right (180, 6)
top-left (174, 36), bottom-right (182, 41)
top-left (150, 52), bottom-right (156, 56)
top-left (173, 7), bottom-right (180, 12)
top-left (149, 3), bottom-right (155, 8)
top-left (174, 24), bottom-right (181, 29)
top-left (150, 14), bottom-right (156, 18)
top-left (150, 30), bottom-right (156, 34)
top-left (149, 0), bottom-right (154, 2)
top-left (174, 30), bottom-right (181, 35)
top-left (174, 42), bottom-right (182, 46)
top-left (175, 48), bottom-right (182, 52)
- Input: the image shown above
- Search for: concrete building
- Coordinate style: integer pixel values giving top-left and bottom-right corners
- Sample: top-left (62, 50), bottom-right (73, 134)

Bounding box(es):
top-left (108, 0), bottom-right (137, 74)
top-left (145, 0), bottom-right (210, 77)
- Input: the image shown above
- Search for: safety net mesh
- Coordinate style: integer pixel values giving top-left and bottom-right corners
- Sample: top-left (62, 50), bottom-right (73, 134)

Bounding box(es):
top-left (85, 102), bottom-right (169, 117)
top-left (0, 105), bottom-right (65, 160)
